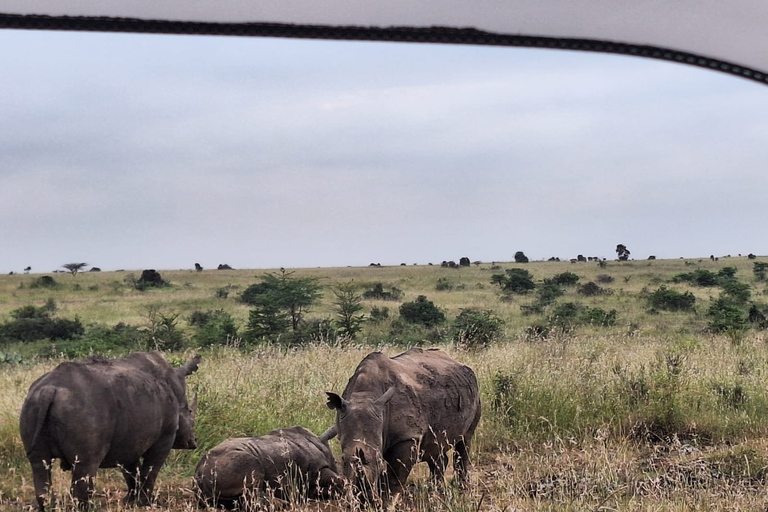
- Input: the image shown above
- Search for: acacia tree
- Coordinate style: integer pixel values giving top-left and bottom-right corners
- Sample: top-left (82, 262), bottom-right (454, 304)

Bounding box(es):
top-left (243, 268), bottom-right (323, 341)
top-left (332, 282), bottom-right (365, 339)
top-left (62, 262), bottom-right (88, 276)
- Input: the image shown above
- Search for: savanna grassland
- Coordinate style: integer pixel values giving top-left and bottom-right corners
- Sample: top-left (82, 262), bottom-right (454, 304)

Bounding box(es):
top-left (2, 256), bottom-right (768, 511)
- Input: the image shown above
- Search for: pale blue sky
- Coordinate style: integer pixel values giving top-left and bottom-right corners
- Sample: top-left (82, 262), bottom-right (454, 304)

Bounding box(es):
top-left (1, 29), bottom-right (766, 272)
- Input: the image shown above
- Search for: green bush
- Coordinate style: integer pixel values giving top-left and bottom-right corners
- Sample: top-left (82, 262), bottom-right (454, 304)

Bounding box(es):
top-left (753, 262), bottom-right (768, 281)
top-left (647, 286), bottom-right (697, 312)
top-left (491, 268), bottom-right (536, 295)
top-left (29, 276), bottom-right (58, 289)
top-left (721, 280), bottom-right (752, 305)
top-left (362, 283), bottom-right (403, 301)
top-left (535, 283), bottom-right (564, 306)
top-left (189, 309), bottom-right (238, 347)
top-left (672, 269), bottom-right (720, 287)
top-left (451, 308), bottom-right (505, 349)
top-left (580, 307), bottom-right (618, 327)
top-left (708, 297), bottom-right (748, 334)
top-left (577, 282), bottom-right (608, 296)
top-left (44, 323), bottom-right (146, 358)
top-left (0, 300), bottom-right (83, 343)
top-left (435, 278), bottom-right (454, 291)
top-left (369, 306), bottom-right (389, 323)
top-left (546, 272), bottom-right (580, 286)
top-left (399, 295), bottom-right (446, 327)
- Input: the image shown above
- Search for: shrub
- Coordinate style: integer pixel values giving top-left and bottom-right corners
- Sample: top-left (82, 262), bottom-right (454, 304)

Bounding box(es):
top-left (577, 282), bottom-right (608, 296)
top-left (535, 283), bottom-right (564, 306)
top-left (47, 323), bottom-right (146, 358)
top-left (332, 282), bottom-right (365, 339)
top-left (452, 309), bottom-right (505, 349)
top-left (0, 301), bottom-right (83, 343)
top-left (369, 306), bottom-right (390, 323)
top-left (459, 257), bottom-right (470, 267)
top-left (29, 275), bottom-right (58, 289)
top-left (721, 280), bottom-right (752, 305)
top-left (647, 286), bottom-right (696, 312)
top-left (748, 304), bottom-right (768, 329)
top-left (514, 251), bottom-right (529, 263)
top-left (435, 278), bottom-right (454, 291)
top-left (672, 269), bottom-right (720, 287)
top-left (708, 297), bottom-right (748, 334)
top-left (580, 307), bottom-right (618, 327)
top-left (491, 268), bottom-right (536, 295)
top-left (753, 262), bottom-right (768, 281)
top-left (189, 309), bottom-right (238, 347)
top-left (595, 274), bottom-right (615, 284)
top-left (546, 272), bottom-right (580, 286)
top-left (362, 283), bottom-right (403, 301)
top-left (548, 302), bottom-right (582, 329)
top-left (399, 295), bottom-right (446, 327)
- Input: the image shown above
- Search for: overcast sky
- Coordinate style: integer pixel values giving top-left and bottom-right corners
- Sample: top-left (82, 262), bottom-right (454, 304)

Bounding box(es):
top-left (1, 29), bottom-right (767, 273)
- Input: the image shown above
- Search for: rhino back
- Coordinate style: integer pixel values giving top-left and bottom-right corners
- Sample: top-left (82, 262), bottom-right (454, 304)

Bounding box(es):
top-left (21, 354), bottom-right (181, 468)
top-left (346, 348), bottom-right (480, 446)
top-left (196, 426), bottom-right (336, 500)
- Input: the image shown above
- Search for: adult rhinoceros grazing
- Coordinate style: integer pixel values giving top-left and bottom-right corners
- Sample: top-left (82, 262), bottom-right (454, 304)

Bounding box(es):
top-left (19, 352), bottom-right (201, 511)
top-left (195, 425), bottom-right (344, 509)
top-left (326, 348), bottom-right (481, 502)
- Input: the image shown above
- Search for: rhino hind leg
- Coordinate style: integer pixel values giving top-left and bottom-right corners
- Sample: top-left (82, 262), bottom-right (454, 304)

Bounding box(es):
top-left (452, 438), bottom-right (471, 490)
top-left (30, 458), bottom-right (53, 512)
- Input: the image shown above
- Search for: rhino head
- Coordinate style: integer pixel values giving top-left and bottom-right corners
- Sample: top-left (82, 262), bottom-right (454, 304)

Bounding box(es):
top-left (326, 387), bottom-right (395, 502)
top-left (172, 355), bottom-right (201, 449)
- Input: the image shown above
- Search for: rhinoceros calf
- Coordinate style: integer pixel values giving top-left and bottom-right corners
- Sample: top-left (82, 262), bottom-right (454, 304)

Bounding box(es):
top-left (20, 352), bottom-right (200, 511)
top-left (195, 426), bottom-right (343, 508)
top-left (326, 347), bottom-right (481, 502)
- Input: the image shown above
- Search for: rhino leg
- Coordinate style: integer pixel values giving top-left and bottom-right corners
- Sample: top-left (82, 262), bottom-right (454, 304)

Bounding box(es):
top-left (134, 437), bottom-right (175, 506)
top-left (118, 461), bottom-right (142, 503)
top-left (425, 450), bottom-right (449, 486)
top-left (70, 461), bottom-right (98, 510)
top-left (452, 438), bottom-right (471, 490)
top-left (30, 458), bottom-right (53, 512)
top-left (313, 468), bottom-right (345, 499)
top-left (383, 440), bottom-right (418, 499)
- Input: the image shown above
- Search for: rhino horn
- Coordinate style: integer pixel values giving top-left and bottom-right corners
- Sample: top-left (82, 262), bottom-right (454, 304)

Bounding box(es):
top-left (326, 392), bottom-right (349, 412)
top-left (320, 425), bottom-right (337, 443)
top-left (374, 386), bottom-right (396, 406)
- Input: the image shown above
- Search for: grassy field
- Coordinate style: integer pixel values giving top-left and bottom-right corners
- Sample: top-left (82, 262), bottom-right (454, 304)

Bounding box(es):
top-left (2, 257), bottom-right (768, 511)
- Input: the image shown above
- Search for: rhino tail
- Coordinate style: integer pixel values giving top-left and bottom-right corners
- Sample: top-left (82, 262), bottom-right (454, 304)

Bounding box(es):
top-left (26, 386), bottom-right (57, 453)
top-left (319, 425), bottom-right (337, 443)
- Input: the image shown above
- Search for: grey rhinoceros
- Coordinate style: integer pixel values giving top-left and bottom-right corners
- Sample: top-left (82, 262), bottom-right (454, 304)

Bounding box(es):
top-left (20, 352), bottom-right (201, 511)
top-left (326, 348), bottom-right (481, 502)
top-left (195, 426), bottom-right (344, 509)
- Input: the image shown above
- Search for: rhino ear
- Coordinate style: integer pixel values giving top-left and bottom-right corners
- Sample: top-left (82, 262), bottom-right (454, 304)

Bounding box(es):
top-left (326, 392), bottom-right (347, 412)
top-left (374, 386), bottom-right (396, 406)
top-left (179, 355), bottom-right (202, 377)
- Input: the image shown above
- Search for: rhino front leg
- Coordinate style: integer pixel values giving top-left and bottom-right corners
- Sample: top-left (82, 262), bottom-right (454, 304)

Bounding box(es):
top-left (314, 468), bottom-right (345, 499)
top-left (30, 458), bottom-right (52, 512)
top-left (383, 440), bottom-right (418, 499)
top-left (118, 461), bottom-right (142, 503)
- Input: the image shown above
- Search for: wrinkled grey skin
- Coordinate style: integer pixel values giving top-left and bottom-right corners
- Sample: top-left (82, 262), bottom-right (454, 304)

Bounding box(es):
top-left (326, 348), bottom-right (481, 502)
top-left (195, 426), bottom-right (344, 509)
top-left (19, 352), bottom-right (201, 511)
